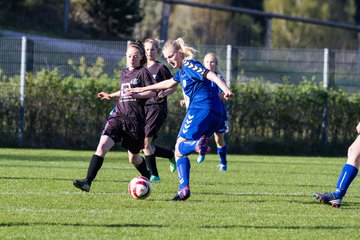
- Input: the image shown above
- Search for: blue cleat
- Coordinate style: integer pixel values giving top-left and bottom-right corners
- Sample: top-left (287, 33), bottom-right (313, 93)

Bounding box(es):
top-left (150, 175), bottom-right (161, 182)
top-left (195, 135), bottom-right (210, 163)
top-left (218, 164), bottom-right (227, 172)
top-left (172, 186), bottom-right (191, 201)
top-left (197, 155), bottom-right (205, 163)
top-left (313, 192), bottom-right (342, 208)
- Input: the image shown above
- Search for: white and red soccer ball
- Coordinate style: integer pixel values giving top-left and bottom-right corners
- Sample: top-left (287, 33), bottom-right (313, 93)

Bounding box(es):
top-left (128, 176), bottom-right (152, 199)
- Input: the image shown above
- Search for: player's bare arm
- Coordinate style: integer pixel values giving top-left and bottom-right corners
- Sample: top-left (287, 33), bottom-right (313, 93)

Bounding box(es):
top-left (98, 91), bottom-right (121, 100)
top-left (205, 71), bottom-right (233, 100)
top-left (126, 78), bottom-right (178, 94)
top-left (132, 90), bottom-right (157, 99)
top-left (158, 85), bottom-right (178, 98)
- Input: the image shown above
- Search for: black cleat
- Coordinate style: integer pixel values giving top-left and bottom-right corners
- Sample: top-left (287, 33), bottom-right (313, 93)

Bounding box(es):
top-left (73, 179), bottom-right (91, 192)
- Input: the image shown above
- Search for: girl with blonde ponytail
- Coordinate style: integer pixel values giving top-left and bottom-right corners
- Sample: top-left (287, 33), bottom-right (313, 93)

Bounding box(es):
top-left (142, 37), bottom-right (178, 182)
top-left (126, 38), bottom-right (233, 201)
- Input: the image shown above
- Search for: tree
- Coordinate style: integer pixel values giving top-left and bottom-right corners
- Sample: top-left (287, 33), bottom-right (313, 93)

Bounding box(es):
top-left (85, 0), bottom-right (144, 40)
top-left (166, 0), bottom-right (265, 46)
top-left (264, 0), bottom-right (357, 49)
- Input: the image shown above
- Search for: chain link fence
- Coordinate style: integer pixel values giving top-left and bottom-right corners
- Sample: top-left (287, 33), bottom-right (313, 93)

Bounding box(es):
top-left (1, 36), bottom-right (360, 152)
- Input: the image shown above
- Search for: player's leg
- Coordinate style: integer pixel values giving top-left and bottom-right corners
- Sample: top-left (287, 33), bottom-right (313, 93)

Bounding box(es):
top-left (172, 136), bottom-right (191, 201)
top-left (128, 151), bottom-right (151, 180)
top-left (73, 135), bottom-right (114, 192)
top-left (154, 145), bottom-right (176, 172)
top-left (214, 132), bottom-right (228, 172)
top-left (143, 136), bottom-right (160, 182)
top-left (314, 135), bottom-right (360, 207)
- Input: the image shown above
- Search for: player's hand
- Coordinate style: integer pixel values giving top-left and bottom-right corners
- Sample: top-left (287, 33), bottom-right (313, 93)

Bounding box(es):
top-left (158, 90), bottom-right (166, 98)
top-left (223, 91), bottom-right (234, 100)
top-left (98, 92), bottom-right (110, 100)
top-left (180, 100), bottom-right (186, 108)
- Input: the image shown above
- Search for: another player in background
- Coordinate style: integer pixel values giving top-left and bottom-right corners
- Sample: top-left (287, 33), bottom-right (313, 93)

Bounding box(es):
top-left (73, 41), bottom-right (157, 192)
top-left (126, 38), bottom-right (233, 201)
top-left (313, 122), bottom-right (360, 207)
top-left (143, 38), bottom-right (178, 182)
top-left (180, 52), bottom-right (229, 172)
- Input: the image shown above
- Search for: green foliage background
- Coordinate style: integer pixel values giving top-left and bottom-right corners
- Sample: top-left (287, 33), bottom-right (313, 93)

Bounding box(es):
top-left (1, 63), bottom-right (360, 156)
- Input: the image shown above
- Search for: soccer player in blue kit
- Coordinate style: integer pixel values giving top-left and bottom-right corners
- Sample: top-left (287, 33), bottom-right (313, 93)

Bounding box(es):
top-left (181, 52), bottom-right (229, 172)
top-left (313, 121), bottom-right (360, 208)
top-left (126, 38), bottom-right (233, 201)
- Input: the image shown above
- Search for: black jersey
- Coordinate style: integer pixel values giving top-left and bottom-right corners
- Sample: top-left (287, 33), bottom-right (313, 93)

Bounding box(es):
top-left (145, 61), bottom-right (173, 106)
top-left (115, 66), bottom-right (155, 121)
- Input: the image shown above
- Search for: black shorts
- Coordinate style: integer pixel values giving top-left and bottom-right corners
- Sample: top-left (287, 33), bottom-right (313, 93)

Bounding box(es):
top-left (144, 105), bottom-right (167, 138)
top-left (102, 116), bottom-right (144, 154)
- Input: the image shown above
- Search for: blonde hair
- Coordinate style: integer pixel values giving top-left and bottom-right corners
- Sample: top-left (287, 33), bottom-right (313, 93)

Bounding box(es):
top-left (163, 38), bottom-right (198, 60)
top-left (204, 52), bottom-right (218, 65)
top-left (144, 37), bottom-right (162, 52)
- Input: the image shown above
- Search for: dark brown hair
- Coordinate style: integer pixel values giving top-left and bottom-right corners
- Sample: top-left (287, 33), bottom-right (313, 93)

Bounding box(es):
top-left (127, 40), bottom-right (147, 66)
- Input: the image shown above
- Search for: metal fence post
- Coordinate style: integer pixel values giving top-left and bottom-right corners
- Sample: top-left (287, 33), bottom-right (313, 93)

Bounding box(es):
top-left (226, 44), bottom-right (232, 88)
top-left (19, 36), bottom-right (27, 147)
top-left (225, 44), bottom-right (232, 151)
top-left (323, 48), bottom-right (329, 89)
top-left (321, 48), bottom-right (329, 155)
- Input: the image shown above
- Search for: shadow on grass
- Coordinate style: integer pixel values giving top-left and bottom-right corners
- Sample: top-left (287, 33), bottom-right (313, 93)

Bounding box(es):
top-left (0, 154), bottom-right (88, 162)
top-left (200, 225), bottom-right (359, 230)
top-left (0, 222), bottom-right (167, 228)
top-left (0, 176), bottom-right (129, 183)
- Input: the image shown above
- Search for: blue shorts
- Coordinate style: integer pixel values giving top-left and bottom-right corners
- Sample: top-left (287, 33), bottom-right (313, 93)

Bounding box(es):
top-left (177, 108), bottom-right (225, 140)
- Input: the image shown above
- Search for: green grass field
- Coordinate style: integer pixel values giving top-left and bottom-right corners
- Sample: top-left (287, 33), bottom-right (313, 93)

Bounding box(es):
top-left (1, 148), bottom-right (360, 240)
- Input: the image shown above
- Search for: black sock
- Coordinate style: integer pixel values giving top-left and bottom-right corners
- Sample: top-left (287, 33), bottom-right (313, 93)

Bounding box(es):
top-left (145, 154), bottom-right (159, 177)
top-left (86, 154), bottom-right (104, 183)
top-left (154, 145), bottom-right (174, 159)
top-left (134, 157), bottom-right (150, 179)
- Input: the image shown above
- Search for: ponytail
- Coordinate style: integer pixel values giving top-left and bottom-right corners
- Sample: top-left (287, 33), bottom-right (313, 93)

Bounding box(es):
top-left (163, 38), bottom-right (198, 60)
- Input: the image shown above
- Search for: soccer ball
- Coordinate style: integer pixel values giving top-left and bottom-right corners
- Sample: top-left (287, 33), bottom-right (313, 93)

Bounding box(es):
top-left (128, 176), bottom-right (152, 199)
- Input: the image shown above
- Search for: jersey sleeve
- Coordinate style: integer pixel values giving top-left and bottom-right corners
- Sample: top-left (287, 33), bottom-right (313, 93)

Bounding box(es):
top-left (182, 60), bottom-right (208, 81)
top-left (173, 70), bottom-right (181, 83)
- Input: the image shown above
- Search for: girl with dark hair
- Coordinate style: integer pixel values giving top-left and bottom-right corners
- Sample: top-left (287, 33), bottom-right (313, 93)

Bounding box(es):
top-left (73, 41), bottom-right (157, 192)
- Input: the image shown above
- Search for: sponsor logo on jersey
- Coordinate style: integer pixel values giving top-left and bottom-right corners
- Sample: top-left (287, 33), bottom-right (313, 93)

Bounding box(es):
top-left (130, 78), bottom-right (140, 86)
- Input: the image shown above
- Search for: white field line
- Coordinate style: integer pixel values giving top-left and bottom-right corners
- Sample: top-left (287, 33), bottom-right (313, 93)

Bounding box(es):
top-left (3, 208), bottom-right (113, 214)
top-left (0, 191), bottom-right (128, 196)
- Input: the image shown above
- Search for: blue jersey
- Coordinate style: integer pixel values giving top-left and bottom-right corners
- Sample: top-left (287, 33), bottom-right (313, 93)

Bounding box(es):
top-left (211, 72), bottom-right (227, 117)
top-left (173, 59), bottom-right (224, 116)
top-left (174, 60), bottom-right (227, 140)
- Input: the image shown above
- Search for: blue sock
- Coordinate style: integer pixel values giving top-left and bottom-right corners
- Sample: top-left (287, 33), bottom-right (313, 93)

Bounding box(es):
top-left (334, 164), bottom-right (358, 198)
top-left (178, 140), bottom-right (197, 156)
top-left (217, 145), bottom-right (227, 165)
top-left (176, 157), bottom-right (191, 189)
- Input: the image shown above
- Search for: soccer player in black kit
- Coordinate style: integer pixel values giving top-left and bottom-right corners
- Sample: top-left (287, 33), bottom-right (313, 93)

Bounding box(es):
top-left (143, 38), bottom-right (178, 182)
top-left (73, 41), bottom-right (157, 192)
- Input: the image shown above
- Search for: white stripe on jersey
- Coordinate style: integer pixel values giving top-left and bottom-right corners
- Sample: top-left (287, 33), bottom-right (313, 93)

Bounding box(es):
top-left (183, 60), bottom-right (205, 75)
